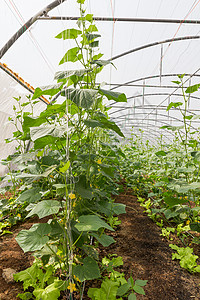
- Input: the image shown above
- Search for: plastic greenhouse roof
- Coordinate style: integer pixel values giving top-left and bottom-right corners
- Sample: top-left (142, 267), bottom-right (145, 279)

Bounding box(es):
top-left (1, 0), bottom-right (200, 163)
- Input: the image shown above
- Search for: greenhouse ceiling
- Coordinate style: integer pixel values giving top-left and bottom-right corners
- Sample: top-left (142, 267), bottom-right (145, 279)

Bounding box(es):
top-left (1, 0), bottom-right (200, 152)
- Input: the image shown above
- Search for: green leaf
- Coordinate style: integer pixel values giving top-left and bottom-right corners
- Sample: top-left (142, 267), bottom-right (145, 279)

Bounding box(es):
top-left (55, 28), bottom-right (82, 39)
top-left (77, 0), bottom-right (85, 3)
top-left (75, 175), bottom-right (93, 199)
top-left (54, 69), bottom-right (89, 80)
top-left (17, 292), bottom-right (33, 300)
top-left (133, 284), bottom-right (145, 295)
top-left (75, 215), bottom-right (114, 232)
top-left (33, 282), bottom-right (60, 300)
top-left (85, 33), bottom-right (101, 41)
top-left (128, 293), bottom-right (137, 300)
top-left (155, 150), bottom-right (167, 156)
top-left (84, 117), bottom-right (124, 137)
top-left (91, 60), bottom-right (116, 69)
top-left (163, 195), bottom-right (186, 207)
top-left (190, 222), bottom-right (200, 233)
top-left (32, 84), bottom-right (63, 100)
top-left (166, 102), bottom-right (183, 111)
top-left (30, 124), bottom-right (66, 141)
top-left (91, 233), bottom-right (115, 247)
top-left (16, 188), bottom-right (41, 204)
top-left (13, 264), bottom-right (41, 290)
top-left (16, 223), bottom-right (51, 252)
top-left (134, 279), bottom-right (148, 287)
top-left (89, 40), bottom-right (99, 48)
top-left (172, 80), bottom-right (181, 85)
top-left (186, 84), bottom-right (200, 94)
top-left (22, 116), bottom-right (46, 135)
top-left (61, 88), bottom-right (97, 109)
top-left (59, 47), bottom-right (79, 65)
top-left (85, 14), bottom-right (93, 22)
top-left (59, 161), bottom-right (70, 173)
top-left (26, 200), bottom-right (61, 219)
top-left (74, 257), bottom-right (100, 281)
top-left (117, 283), bottom-right (131, 296)
top-left (87, 24), bottom-right (98, 32)
top-left (101, 279), bottom-right (119, 299)
top-left (99, 89), bottom-right (127, 102)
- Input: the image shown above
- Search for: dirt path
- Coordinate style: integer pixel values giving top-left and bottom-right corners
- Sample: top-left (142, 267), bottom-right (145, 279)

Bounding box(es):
top-left (103, 190), bottom-right (200, 300)
top-left (0, 190), bottom-right (200, 299)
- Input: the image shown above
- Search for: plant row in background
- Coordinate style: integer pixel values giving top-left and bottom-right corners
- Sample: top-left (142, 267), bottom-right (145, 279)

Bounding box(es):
top-left (121, 75), bottom-right (200, 274)
top-left (0, 0), bottom-right (147, 299)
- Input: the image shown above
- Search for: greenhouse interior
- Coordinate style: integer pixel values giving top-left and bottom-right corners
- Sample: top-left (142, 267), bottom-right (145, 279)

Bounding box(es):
top-left (0, 0), bottom-right (200, 299)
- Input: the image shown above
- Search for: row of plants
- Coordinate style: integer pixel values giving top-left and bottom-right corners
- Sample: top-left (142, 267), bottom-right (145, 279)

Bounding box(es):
top-left (0, 1), bottom-right (147, 299)
top-left (120, 75), bottom-right (200, 274)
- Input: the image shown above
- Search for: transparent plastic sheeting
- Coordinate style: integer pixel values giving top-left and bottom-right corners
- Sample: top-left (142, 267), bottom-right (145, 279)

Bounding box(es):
top-left (1, 1), bottom-right (200, 151)
top-left (0, 69), bottom-right (46, 176)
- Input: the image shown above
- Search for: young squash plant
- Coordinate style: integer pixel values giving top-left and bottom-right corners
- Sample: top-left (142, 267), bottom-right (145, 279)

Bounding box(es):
top-left (5, 0), bottom-right (139, 299)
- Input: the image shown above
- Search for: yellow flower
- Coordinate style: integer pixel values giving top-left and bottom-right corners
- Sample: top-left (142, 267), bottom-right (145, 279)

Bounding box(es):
top-left (97, 159), bottom-right (102, 164)
top-left (98, 169), bottom-right (100, 172)
top-left (67, 282), bottom-right (77, 293)
top-left (186, 220), bottom-right (190, 225)
top-left (74, 275), bottom-right (81, 282)
top-left (69, 193), bottom-right (76, 200)
top-left (49, 175), bottom-right (54, 178)
top-left (17, 213), bottom-right (21, 218)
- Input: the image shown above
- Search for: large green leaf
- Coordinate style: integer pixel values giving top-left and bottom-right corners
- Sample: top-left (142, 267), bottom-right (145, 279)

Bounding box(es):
top-left (16, 223), bottom-right (51, 253)
top-left (91, 233), bottom-right (115, 247)
top-left (13, 264), bottom-right (42, 290)
top-left (84, 117), bottom-right (124, 137)
top-left (16, 188), bottom-right (41, 204)
top-left (75, 175), bottom-right (93, 199)
top-left (89, 279), bottom-right (119, 300)
top-left (22, 116), bottom-right (46, 135)
top-left (30, 124), bottom-right (66, 141)
top-left (99, 89), bottom-right (127, 102)
top-left (73, 257), bottom-right (100, 282)
top-left (32, 84), bottom-right (63, 100)
top-left (75, 215), bottom-right (114, 232)
top-left (33, 282), bottom-right (60, 300)
top-left (26, 200), bottom-right (61, 219)
top-left (61, 88), bottom-right (97, 109)
top-left (55, 28), bottom-right (82, 39)
top-left (59, 47), bottom-right (79, 65)
top-left (54, 69), bottom-right (89, 80)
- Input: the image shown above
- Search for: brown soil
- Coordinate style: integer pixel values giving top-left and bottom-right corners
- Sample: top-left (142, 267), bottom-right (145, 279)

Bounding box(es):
top-left (0, 190), bottom-right (200, 299)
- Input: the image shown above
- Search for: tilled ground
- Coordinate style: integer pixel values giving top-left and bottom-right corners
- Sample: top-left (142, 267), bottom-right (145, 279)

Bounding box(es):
top-left (0, 189), bottom-right (200, 299)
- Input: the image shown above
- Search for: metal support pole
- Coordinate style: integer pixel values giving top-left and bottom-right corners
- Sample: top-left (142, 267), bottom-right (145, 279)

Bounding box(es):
top-left (160, 44), bottom-right (163, 86)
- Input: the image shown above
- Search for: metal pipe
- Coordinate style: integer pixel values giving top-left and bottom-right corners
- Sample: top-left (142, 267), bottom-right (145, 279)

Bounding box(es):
top-left (110, 36), bottom-right (200, 62)
top-left (38, 16), bottom-right (200, 25)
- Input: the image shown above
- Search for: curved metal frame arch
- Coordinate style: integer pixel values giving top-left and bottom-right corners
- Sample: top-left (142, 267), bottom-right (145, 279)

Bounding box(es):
top-left (118, 123), bottom-right (174, 142)
top-left (126, 127), bottom-right (171, 143)
top-left (110, 35), bottom-right (200, 62)
top-left (115, 118), bottom-right (182, 134)
top-left (107, 92), bottom-right (200, 109)
top-left (118, 124), bottom-right (167, 144)
top-left (110, 73), bottom-right (200, 91)
top-left (111, 112), bottom-right (199, 132)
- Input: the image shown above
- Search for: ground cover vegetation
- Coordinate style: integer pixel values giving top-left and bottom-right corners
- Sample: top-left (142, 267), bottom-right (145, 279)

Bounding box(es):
top-left (121, 75), bottom-right (200, 275)
top-left (0, 1), bottom-right (147, 299)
